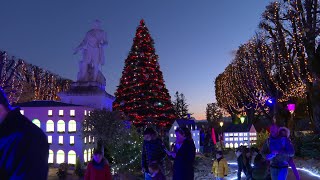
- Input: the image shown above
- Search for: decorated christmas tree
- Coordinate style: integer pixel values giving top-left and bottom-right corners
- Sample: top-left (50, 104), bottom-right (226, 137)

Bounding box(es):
top-left (113, 19), bottom-right (176, 127)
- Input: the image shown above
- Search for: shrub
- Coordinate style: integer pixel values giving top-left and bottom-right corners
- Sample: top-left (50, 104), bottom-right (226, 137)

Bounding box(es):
top-left (74, 157), bottom-right (84, 177)
top-left (56, 163), bottom-right (68, 179)
top-left (299, 134), bottom-right (320, 159)
top-left (254, 130), bottom-right (269, 149)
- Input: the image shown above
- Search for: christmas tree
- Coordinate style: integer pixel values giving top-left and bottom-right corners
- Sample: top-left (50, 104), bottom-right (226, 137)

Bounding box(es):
top-left (113, 19), bottom-right (176, 127)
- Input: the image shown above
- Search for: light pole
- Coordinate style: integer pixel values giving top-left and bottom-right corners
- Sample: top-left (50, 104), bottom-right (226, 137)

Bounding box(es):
top-left (219, 121), bottom-right (224, 150)
top-left (287, 103), bottom-right (296, 137)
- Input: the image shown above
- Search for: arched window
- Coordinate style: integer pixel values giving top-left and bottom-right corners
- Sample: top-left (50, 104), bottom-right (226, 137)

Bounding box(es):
top-left (46, 120), bottom-right (54, 132)
top-left (234, 143), bottom-right (239, 148)
top-left (48, 150), bottom-right (54, 163)
top-left (68, 120), bottom-right (76, 132)
top-left (244, 143), bottom-right (248, 146)
top-left (68, 150), bottom-right (76, 165)
top-left (88, 149), bottom-right (92, 161)
top-left (240, 143), bottom-right (244, 146)
top-left (230, 143), bottom-right (234, 148)
top-left (56, 150), bottom-right (65, 164)
top-left (84, 150), bottom-right (87, 162)
top-left (57, 120), bottom-right (65, 132)
top-left (32, 119), bottom-right (41, 128)
top-left (225, 143), bottom-right (229, 148)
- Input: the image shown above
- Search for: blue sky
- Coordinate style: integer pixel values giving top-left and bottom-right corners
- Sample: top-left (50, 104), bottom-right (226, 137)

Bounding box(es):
top-left (0, 0), bottom-right (272, 119)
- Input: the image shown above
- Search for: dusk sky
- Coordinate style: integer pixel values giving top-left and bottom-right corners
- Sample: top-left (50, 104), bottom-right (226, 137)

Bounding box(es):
top-left (0, 0), bottom-right (272, 120)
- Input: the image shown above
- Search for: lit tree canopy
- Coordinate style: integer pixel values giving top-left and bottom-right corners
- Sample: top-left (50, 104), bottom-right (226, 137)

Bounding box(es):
top-left (215, 0), bottom-right (320, 131)
top-left (113, 19), bottom-right (176, 127)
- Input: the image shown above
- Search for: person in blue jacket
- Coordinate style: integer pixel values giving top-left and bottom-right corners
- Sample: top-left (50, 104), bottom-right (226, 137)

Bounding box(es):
top-left (261, 124), bottom-right (294, 180)
top-left (0, 89), bottom-right (49, 179)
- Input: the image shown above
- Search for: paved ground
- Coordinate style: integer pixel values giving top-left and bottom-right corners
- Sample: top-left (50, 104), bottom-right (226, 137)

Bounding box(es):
top-left (227, 164), bottom-right (320, 180)
top-left (48, 168), bottom-right (81, 180)
top-left (48, 162), bottom-right (320, 180)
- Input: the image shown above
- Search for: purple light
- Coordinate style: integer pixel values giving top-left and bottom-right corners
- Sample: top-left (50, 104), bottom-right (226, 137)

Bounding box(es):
top-left (287, 103), bottom-right (296, 112)
top-left (266, 98), bottom-right (274, 105)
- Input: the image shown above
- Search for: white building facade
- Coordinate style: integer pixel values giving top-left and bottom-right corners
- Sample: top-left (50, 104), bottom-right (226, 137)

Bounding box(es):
top-left (17, 101), bottom-right (95, 165)
top-left (223, 124), bottom-right (257, 149)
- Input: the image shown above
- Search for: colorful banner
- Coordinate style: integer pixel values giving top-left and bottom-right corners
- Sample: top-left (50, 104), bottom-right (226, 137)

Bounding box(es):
top-left (211, 128), bottom-right (217, 145)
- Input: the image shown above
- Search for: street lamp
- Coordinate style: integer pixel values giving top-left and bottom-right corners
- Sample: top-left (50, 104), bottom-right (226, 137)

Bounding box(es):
top-left (287, 103), bottom-right (296, 114)
top-left (240, 116), bottom-right (245, 124)
top-left (219, 121), bottom-right (224, 150)
top-left (219, 121), bottom-right (224, 128)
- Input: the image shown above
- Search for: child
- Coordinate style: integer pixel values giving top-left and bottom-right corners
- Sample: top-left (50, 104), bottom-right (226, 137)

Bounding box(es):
top-left (212, 151), bottom-right (228, 180)
top-left (279, 127), bottom-right (300, 180)
top-left (85, 149), bottom-right (112, 180)
top-left (148, 162), bottom-right (166, 180)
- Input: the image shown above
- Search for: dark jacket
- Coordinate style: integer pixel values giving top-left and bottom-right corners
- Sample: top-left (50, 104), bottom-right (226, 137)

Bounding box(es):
top-left (85, 159), bottom-right (112, 180)
top-left (237, 154), bottom-right (250, 175)
top-left (142, 138), bottom-right (166, 171)
top-left (0, 108), bottom-right (49, 179)
top-left (172, 139), bottom-right (196, 180)
top-left (251, 154), bottom-right (268, 180)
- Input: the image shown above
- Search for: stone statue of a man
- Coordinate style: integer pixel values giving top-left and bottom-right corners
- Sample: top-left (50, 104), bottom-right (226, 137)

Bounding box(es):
top-left (74, 20), bottom-right (107, 83)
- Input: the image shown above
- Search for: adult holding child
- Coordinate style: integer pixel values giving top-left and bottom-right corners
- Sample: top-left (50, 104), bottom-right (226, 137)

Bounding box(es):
top-left (261, 124), bottom-right (295, 180)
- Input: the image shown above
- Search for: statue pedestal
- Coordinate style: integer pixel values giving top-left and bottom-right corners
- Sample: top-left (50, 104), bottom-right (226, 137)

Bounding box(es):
top-left (58, 81), bottom-right (114, 110)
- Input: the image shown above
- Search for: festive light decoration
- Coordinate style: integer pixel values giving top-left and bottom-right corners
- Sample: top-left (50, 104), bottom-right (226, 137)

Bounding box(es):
top-left (287, 103), bottom-right (296, 114)
top-left (215, 0), bottom-right (320, 130)
top-left (0, 51), bottom-right (25, 103)
top-left (0, 51), bottom-right (72, 104)
top-left (113, 19), bottom-right (176, 127)
top-left (240, 116), bottom-right (245, 124)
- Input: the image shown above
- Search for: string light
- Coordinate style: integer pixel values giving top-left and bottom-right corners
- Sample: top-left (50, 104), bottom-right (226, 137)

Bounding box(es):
top-left (113, 19), bottom-right (176, 127)
top-left (215, 0), bottom-right (318, 117)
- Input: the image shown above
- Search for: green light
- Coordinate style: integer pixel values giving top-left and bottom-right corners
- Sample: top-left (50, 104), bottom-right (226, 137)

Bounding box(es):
top-left (240, 116), bottom-right (245, 124)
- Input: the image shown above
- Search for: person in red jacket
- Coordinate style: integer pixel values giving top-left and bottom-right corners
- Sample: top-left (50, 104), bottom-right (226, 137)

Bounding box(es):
top-left (85, 149), bottom-right (112, 180)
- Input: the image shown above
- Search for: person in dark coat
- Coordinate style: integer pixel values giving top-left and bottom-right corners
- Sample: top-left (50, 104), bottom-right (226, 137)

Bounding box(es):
top-left (166, 127), bottom-right (196, 180)
top-left (142, 128), bottom-right (166, 180)
top-left (0, 88), bottom-right (49, 179)
top-left (251, 154), bottom-right (268, 180)
top-left (85, 149), bottom-right (112, 180)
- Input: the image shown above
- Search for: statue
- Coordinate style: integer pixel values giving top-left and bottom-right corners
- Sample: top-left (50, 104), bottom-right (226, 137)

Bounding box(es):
top-left (74, 19), bottom-right (107, 84)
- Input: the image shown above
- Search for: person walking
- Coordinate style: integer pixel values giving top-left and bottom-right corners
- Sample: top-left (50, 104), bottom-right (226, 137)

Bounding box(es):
top-left (261, 124), bottom-right (295, 180)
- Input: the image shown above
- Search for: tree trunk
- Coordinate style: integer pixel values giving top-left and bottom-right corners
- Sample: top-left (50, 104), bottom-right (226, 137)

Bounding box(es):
top-left (307, 81), bottom-right (320, 133)
top-left (245, 106), bottom-right (255, 125)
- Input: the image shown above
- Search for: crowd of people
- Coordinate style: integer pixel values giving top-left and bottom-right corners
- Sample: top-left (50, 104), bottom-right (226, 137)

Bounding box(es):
top-left (0, 87), bottom-right (300, 180)
top-left (212, 124), bottom-right (298, 180)
top-left (141, 127), bottom-right (196, 180)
